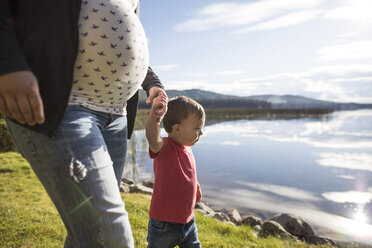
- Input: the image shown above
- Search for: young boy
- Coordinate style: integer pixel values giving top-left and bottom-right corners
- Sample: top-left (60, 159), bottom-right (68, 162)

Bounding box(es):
top-left (145, 94), bottom-right (205, 248)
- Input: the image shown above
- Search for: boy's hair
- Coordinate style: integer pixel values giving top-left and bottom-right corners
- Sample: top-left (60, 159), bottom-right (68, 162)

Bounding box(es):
top-left (163, 96), bottom-right (205, 133)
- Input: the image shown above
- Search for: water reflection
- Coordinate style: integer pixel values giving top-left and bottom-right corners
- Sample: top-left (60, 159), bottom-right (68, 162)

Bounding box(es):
top-left (124, 109), bottom-right (372, 244)
top-left (354, 211), bottom-right (368, 224)
top-left (125, 130), bottom-right (153, 182)
top-left (237, 181), bottom-right (322, 202)
top-left (317, 152), bottom-right (372, 172)
top-left (202, 185), bottom-right (372, 241)
top-left (322, 189), bottom-right (372, 204)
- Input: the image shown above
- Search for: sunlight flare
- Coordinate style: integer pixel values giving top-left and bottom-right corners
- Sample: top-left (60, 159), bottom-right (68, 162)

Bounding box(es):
top-left (354, 211), bottom-right (368, 224)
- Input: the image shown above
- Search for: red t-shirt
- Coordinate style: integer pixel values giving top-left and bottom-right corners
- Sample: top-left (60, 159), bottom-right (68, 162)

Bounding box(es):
top-left (149, 137), bottom-right (198, 224)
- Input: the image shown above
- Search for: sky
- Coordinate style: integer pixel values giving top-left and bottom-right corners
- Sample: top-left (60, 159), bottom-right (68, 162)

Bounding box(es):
top-left (140, 0), bottom-right (372, 103)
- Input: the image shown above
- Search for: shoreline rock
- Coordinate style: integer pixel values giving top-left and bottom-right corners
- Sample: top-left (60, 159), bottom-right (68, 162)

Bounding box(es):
top-left (195, 202), bottom-right (337, 246)
top-left (120, 178), bottom-right (153, 195)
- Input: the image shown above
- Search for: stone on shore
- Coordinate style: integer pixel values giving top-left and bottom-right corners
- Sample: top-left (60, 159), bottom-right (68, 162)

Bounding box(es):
top-left (260, 220), bottom-right (297, 240)
top-left (253, 224), bottom-right (262, 233)
top-left (120, 178), bottom-right (153, 195)
top-left (128, 184), bottom-right (153, 195)
top-left (142, 179), bottom-right (154, 189)
top-left (120, 178), bottom-right (134, 193)
top-left (119, 182), bottom-right (130, 193)
top-left (122, 178), bottom-right (134, 185)
top-left (227, 209), bottom-right (242, 225)
top-left (305, 235), bottom-right (337, 246)
top-left (207, 212), bottom-right (231, 223)
top-left (195, 202), bottom-right (215, 215)
top-left (269, 213), bottom-right (314, 238)
top-left (268, 213), bottom-right (338, 246)
top-left (241, 215), bottom-right (263, 227)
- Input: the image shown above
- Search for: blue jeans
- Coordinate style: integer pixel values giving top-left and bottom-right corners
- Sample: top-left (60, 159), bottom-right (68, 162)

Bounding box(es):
top-left (6, 105), bottom-right (134, 248)
top-left (147, 217), bottom-right (201, 248)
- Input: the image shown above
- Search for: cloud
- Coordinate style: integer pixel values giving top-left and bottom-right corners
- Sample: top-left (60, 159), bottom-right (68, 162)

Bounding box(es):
top-left (286, 64), bottom-right (372, 80)
top-left (216, 70), bottom-right (244, 76)
top-left (199, 64), bottom-right (372, 103)
top-left (317, 40), bottom-right (372, 61)
top-left (165, 80), bottom-right (209, 90)
top-left (151, 64), bottom-right (179, 71)
top-left (236, 10), bottom-right (323, 33)
top-left (183, 72), bottom-right (206, 77)
top-left (339, 32), bottom-right (359, 38)
top-left (328, 76), bottom-right (372, 83)
top-left (220, 141), bottom-right (241, 146)
top-left (316, 153), bottom-right (372, 172)
top-left (173, 0), bottom-right (323, 32)
top-left (324, 0), bottom-right (372, 23)
top-left (322, 188), bottom-right (372, 204)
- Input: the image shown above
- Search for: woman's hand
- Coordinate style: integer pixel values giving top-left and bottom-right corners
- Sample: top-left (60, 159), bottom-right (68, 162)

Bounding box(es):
top-left (0, 71), bottom-right (44, 126)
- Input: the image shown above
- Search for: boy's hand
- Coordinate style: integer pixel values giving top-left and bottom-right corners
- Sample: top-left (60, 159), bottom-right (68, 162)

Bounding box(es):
top-left (148, 91), bottom-right (168, 123)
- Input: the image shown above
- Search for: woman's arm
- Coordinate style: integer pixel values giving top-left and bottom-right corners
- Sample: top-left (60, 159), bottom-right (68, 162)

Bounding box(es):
top-left (0, 1), bottom-right (44, 125)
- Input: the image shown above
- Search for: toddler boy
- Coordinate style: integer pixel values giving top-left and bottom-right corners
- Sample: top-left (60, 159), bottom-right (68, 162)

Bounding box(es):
top-left (145, 94), bottom-right (205, 248)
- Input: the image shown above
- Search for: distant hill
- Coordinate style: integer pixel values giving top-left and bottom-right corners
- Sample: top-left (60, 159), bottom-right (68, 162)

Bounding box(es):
top-left (139, 89), bottom-right (271, 109)
top-left (139, 89), bottom-right (372, 110)
top-left (139, 89), bottom-right (242, 102)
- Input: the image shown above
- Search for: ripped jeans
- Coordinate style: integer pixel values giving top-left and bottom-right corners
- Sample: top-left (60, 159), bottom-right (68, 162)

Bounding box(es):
top-left (6, 105), bottom-right (134, 248)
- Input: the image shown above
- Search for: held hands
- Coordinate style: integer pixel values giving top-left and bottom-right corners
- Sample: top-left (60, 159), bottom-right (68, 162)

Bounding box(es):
top-left (0, 71), bottom-right (44, 126)
top-left (146, 87), bottom-right (168, 123)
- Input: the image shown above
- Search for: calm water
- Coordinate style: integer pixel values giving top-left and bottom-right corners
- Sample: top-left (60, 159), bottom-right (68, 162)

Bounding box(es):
top-left (123, 109), bottom-right (372, 244)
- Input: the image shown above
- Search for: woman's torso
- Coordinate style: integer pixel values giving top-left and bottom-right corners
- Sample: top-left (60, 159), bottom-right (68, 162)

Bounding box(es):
top-left (70, 0), bottom-right (149, 115)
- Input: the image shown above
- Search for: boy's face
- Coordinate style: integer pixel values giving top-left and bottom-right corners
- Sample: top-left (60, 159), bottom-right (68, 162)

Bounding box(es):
top-left (176, 113), bottom-right (205, 146)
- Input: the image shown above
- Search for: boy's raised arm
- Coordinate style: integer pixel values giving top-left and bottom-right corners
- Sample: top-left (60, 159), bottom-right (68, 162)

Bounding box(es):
top-left (146, 93), bottom-right (167, 154)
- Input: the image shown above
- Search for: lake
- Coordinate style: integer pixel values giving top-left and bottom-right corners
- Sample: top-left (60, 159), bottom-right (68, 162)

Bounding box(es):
top-left (123, 109), bottom-right (372, 244)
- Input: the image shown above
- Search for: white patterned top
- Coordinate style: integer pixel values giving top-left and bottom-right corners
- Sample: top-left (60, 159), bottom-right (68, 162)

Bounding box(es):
top-left (69, 0), bottom-right (149, 115)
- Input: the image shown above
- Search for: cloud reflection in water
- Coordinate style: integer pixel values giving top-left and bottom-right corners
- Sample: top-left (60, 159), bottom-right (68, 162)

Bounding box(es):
top-left (322, 188), bottom-right (372, 204)
top-left (316, 152), bottom-right (372, 172)
top-left (237, 181), bottom-right (321, 202)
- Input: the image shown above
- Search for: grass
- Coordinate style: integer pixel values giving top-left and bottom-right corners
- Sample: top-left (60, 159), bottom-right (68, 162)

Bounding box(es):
top-left (0, 152), bottom-right (333, 248)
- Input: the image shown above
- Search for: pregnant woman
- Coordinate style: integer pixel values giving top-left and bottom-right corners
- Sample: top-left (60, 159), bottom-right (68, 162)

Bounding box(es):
top-left (0, 0), bottom-right (166, 247)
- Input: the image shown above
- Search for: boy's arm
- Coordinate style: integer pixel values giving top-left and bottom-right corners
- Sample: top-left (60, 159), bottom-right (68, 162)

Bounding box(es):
top-left (196, 182), bottom-right (202, 203)
top-left (146, 93), bottom-right (167, 154)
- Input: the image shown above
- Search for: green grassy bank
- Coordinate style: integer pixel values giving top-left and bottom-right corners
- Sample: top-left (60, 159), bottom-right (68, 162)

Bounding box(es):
top-left (0, 152), bottom-right (333, 248)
